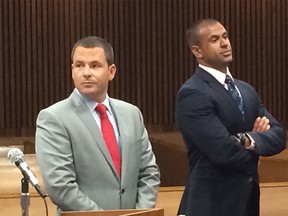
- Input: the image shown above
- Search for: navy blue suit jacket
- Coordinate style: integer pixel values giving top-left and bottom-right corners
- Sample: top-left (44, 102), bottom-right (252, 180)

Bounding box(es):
top-left (175, 67), bottom-right (286, 216)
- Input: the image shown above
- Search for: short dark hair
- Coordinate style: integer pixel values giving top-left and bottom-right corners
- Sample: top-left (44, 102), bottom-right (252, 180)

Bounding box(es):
top-left (186, 19), bottom-right (220, 47)
top-left (71, 36), bottom-right (114, 65)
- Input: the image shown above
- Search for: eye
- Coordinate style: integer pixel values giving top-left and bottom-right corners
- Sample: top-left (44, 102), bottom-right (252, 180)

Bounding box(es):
top-left (211, 37), bottom-right (218, 43)
top-left (75, 62), bottom-right (84, 68)
top-left (90, 64), bottom-right (98, 69)
top-left (90, 62), bottom-right (102, 69)
top-left (222, 32), bottom-right (229, 40)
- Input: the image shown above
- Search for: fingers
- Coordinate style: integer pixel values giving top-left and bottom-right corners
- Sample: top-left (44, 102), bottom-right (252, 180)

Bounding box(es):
top-left (253, 116), bottom-right (270, 132)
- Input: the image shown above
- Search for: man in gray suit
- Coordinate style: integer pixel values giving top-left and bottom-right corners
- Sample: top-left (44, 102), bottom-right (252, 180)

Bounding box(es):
top-left (35, 36), bottom-right (160, 215)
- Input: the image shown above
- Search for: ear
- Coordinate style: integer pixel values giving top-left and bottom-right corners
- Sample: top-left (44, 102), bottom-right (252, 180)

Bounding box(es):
top-left (71, 64), bottom-right (75, 80)
top-left (191, 45), bottom-right (202, 58)
top-left (108, 64), bottom-right (117, 81)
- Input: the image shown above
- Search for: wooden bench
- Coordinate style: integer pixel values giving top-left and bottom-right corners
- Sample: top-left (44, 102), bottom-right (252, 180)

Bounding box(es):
top-left (0, 136), bottom-right (35, 154)
top-left (2, 132), bottom-right (287, 185)
top-left (150, 131), bottom-right (288, 185)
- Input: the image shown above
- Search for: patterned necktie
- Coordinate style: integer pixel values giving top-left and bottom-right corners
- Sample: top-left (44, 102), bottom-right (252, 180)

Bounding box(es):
top-left (225, 75), bottom-right (244, 115)
top-left (96, 104), bottom-right (121, 176)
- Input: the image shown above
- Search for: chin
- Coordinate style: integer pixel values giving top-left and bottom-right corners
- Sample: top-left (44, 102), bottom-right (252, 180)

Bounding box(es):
top-left (223, 59), bottom-right (232, 66)
top-left (78, 88), bottom-right (95, 95)
top-left (226, 56), bottom-right (233, 62)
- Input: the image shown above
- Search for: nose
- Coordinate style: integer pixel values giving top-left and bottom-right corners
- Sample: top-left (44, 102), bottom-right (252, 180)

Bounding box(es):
top-left (220, 37), bottom-right (229, 47)
top-left (82, 65), bottom-right (92, 77)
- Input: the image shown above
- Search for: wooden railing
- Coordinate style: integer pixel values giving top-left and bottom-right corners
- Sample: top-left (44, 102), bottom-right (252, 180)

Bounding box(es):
top-left (1, 154), bottom-right (288, 216)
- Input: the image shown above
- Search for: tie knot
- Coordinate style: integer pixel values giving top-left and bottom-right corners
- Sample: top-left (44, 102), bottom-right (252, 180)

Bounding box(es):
top-left (225, 75), bottom-right (233, 85)
top-left (95, 104), bottom-right (107, 116)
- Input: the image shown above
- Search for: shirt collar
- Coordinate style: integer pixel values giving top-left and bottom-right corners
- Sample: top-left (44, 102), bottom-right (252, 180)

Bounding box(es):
top-left (75, 88), bottom-right (112, 114)
top-left (199, 64), bottom-right (234, 85)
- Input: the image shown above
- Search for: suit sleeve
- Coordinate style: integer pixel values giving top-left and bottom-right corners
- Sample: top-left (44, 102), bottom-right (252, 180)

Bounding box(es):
top-left (35, 109), bottom-right (103, 212)
top-left (245, 94), bottom-right (286, 156)
top-left (134, 109), bottom-right (161, 208)
top-left (176, 88), bottom-right (256, 171)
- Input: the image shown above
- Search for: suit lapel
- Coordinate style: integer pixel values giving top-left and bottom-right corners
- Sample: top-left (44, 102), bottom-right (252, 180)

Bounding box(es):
top-left (195, 68), bottom-right (244, 120)
top-left (109, 99), bottom-right (130, 181)
top-left (234, 80), bottom-right (248, 117)
top-left (70, 90), bottom-right (119, 178)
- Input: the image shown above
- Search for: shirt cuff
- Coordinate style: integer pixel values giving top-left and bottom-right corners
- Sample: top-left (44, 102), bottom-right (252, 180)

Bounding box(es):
top-left (245, 133), bottom-right (255, 150)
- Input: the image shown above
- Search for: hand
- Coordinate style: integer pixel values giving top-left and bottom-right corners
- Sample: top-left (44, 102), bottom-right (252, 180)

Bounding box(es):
top-left (244, 136), bottom-right (251, 148)
top-left (253, 116), bottom-right (270, 132)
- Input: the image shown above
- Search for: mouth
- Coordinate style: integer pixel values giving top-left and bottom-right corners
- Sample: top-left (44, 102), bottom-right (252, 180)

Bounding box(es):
top-left (221, 50), bottom-right (231, 55)
top-left (221, 50), bottom-right (232, 56)
top-left (82, 82), bottom-right (94, 86)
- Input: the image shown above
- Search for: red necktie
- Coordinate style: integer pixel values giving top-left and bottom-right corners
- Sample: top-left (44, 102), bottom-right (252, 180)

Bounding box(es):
top-left (96, 104), bottom-right (121, 176)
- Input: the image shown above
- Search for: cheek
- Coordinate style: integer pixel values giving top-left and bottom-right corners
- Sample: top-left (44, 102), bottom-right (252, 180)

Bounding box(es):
top-left (95, 70), bottom-right (112, 81)
top-left (72, 70), bottom-right (78, 79)
top-left (72, 72), bottom-right (82, 83)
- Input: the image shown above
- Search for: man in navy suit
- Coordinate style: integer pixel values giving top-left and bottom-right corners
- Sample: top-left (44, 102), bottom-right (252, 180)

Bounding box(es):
top-left (175, 19), bottom-right (286, 216)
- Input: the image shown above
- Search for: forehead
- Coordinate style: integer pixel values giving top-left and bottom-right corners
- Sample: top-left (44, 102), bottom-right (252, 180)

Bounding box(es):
top-left (73, 46), bottom-right (106, 62)
top-left (198, 22), bottom-right (227, 39)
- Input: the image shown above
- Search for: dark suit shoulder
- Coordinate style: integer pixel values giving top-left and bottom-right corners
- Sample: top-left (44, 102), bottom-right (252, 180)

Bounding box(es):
top-left (181, 68), bottom-right (223, 89)
top-left (235, 79), bottom-right (259, 98)
top-left (235, 79), bottom-right (255, 90)
top-left (178, 68), bottom-right (224, 101)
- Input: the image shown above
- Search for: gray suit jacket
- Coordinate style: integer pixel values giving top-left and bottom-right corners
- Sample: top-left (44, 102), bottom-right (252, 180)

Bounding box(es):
top-left (35, 89), bottom-right (160, 215)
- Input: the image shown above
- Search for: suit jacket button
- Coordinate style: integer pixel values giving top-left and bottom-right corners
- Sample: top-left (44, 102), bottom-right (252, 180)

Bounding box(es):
top-left (249, 177), bottom-right (253, 183)
top-left (121, 189), bottom-right (125, 194)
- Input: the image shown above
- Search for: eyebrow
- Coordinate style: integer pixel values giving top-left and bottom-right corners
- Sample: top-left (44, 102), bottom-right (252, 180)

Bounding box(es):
top-left (209, 31), bottom-right (228, 39)
top-left (74, 60), bottom-right (101, 64)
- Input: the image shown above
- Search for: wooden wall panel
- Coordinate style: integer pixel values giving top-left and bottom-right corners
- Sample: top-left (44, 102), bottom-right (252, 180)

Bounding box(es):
top-left (0, 0), bottom-right (287, 136)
